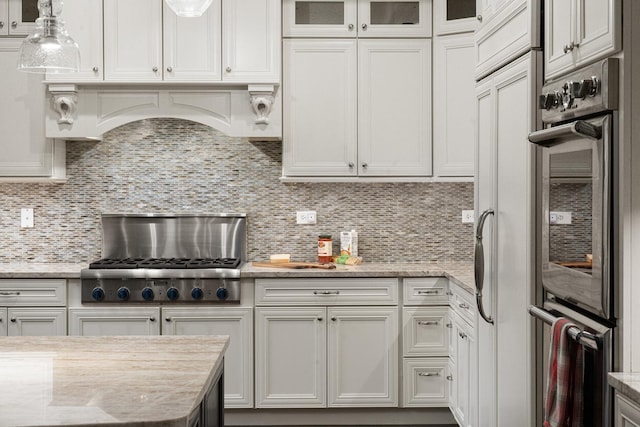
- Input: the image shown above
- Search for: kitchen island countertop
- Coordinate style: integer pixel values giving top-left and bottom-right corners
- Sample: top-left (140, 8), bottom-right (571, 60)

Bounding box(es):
top-left (0, 335), bottom-right (228, 427)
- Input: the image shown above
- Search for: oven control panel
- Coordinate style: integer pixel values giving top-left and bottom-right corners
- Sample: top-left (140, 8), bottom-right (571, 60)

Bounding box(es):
top-left (538, 58), bottom-right (618, 123)
top-left (81, 278), bottom-right (240, 303)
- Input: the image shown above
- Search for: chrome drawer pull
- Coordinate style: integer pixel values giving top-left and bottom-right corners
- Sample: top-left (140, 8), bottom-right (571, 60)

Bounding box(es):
top-left (0, 291), bottom-right (20, 296)
top-left (459, 303), bottom-right (470, 310)
top-left (446, 290), bottom-right (453, 296)
top-left (313, 290), bottom-right (340, 295)
top-left (417, 290), bottom-right (439, 295)
top-left (459, 331), bottom-right (467, 339)
top-left (10, 317), bottom-right (17, 323)
top-left (446, 322), bottom-right (453, 328)
top-left (418, 372), bottom-right (440, 377)
top-left (417, 321), bottom-right (439, 326)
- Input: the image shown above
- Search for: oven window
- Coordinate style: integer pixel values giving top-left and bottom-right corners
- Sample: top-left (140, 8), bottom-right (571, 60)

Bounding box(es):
top-left (548, 149), bottom-right (593, 271)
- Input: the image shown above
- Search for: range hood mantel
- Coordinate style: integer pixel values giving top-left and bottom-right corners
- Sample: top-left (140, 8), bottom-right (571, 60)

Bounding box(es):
top-left (45, 83), bottom-right (281, 141)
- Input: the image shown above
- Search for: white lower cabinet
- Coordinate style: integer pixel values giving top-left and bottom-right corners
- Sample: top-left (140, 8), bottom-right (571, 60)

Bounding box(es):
top-left (0, 280), bottom-right (67, 336)
top-left (403, 357), bottom-right (450, 407)
top-left (0, 307), bottom-right (66, 336)
top-left (449, 310), bottom-right (476, 427)
top-left (617, 394), bottom-right (640, 426)
top-left (68, 305), bottom-right (253, 408)
top-left (255, 278), bottom-right (399, 408)
top-left (256, 306), bottom-right (398, 408)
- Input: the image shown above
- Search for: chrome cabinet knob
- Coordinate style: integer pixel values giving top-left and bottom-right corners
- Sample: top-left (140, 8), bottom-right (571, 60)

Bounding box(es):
top-left (361, 23), bottom-right (368, 30)
top-left (348, 24), bottom-right (354, 30)
top-left (152, 66), bottom-right (158, 72)
top-left (348, 162), bottom-right (354, 168)
top-left (361, 162), bottom-right (368, 168)
top-left (331, 316), bottom-right (337, 321)
top-left (446, 374), bottom-right (453, 381)
top-left (11, 21), bottom-right (17, 28)
top-left (226, 66), bottom-right (232, 72)
top-left (563, 41), bottom-right (579, 54)
top-left (166, 66), bottom-right (173, 72)
top-left (92, 66), bottom-right (99, 72)
top-left (317, 317), bottom-right (323, 321)
top-left (477, 15), bottom-right (482, 22)
top-left (165, 317), bottom-right (171, 322)
top-left (0, 21), bottom-right (4, 29)
top-left (149, 317), bottom-right (156, 322)
top-left (10, 317), bottom-right (16, 323)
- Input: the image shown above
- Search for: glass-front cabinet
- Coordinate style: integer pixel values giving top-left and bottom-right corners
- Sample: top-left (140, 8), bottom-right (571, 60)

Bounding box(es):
top-left (283, 0), bottom-right (431, 37)
top-left (0, 0), bottom-right (39, 36)
top-left (433, 0), bottom-right (477, 35)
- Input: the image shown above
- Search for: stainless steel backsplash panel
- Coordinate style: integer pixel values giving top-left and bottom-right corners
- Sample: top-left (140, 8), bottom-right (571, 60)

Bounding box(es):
top-left (100, 214), bottom-right (247, 260)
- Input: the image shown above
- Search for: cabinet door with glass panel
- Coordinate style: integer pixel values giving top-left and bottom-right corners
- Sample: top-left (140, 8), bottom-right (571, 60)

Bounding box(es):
top-left (0, 0), bottom-right (39, 36)
top-left (283, 0), bottom-right (431, 38)
top-left (433, 0), bottom-right (477, 35)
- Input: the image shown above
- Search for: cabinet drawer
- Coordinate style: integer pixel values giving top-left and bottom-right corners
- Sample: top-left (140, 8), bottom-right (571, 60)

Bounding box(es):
top-left (0, 280), bottom-right (66, 306)
top-left (403, 277), bottom-right (449, 305)
top-left (403, 307), bottom-right (449, 356)
top-left (402, 357), bottom-right (450, 407)
top-left (450, 282), bottom-right (474, 324)
top-left (254, 278), bottom-right (398, 306)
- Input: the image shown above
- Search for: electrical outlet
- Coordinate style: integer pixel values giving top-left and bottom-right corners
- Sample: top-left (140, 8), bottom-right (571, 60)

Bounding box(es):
top-left (296, 211), bottom-right (317, 225)
top-left (21, 208), bottom-right (34, 228)
top-left (550, 211), bottom-right (572, 225)
top-left (461, 210), bottom-right (475, 223)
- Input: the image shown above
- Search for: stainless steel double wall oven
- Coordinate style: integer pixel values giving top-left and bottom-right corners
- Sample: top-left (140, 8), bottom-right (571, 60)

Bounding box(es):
top-left (528, 58), bottom-right (619, 426)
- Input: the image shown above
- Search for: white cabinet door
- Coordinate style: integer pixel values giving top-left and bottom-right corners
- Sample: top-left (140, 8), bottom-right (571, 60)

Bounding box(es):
top-left (7, 308), bottom-right (66, 336)
top-left (68, 307), bottom-right (161, 336)
top-left (0, 39), bottom-right (59, 177)
top-left (433, 32), bottom-right (475, 177)
top-left (357, 0), bottom-right (431, 37)
top-left (475, 51), bottom-right (538, 427)
top-left (403, 307), bottom-right (449, 356)
top-left (0, 308), bottom-right (7, 335)
top-left (46, 0), bottom-right (103, 81)
top-left (104, 0), bottom-right (163, 81)
top-left (434, 0), bottom-right (478, 34)
top-left (282, 39), bottom-right (358, 176)
top-left (163, 1), bottom-right (222, 82)
top-left (283, 0), bottom-right (357, 37)
top-left (0, 2), bottom-right (7, 36)
top-left (7, 0), bottom-right (38, 35)
top-left (358, 38), bottom-right (432, 176)
top-left (617, 394), bottom-right (640, 427)
top-left (451, 313), bottom-right (475, 427)
top-left (402, 357), bottom-right (450, 407)
top-left (162, 307), bottom-right (253, 408)
top-left (327, 306), bottom-right (398, 407)
top-left (544, 0), bottom-right (621, 80)
top-left (222, 0), bottom-right (280, 82)
top-left (255, 307), bottom-right (327, 408)
top-left (474, 0), bottom-right (540, 80)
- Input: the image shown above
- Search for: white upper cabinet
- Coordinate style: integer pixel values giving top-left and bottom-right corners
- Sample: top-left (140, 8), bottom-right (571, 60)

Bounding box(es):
top-left (104, 0), bottom-right (163, 81)
top-left (283, 0), bottom-right (431, 38)
top-left (0, 39), bottom-right (64, 179)
top-left (222, 0), bottom-right (280, 82)
top-left (0, 0), bottom-right (38, 36)
top-left (433, 0), bottom-right (478, 35)
top-left (544, 0), bottom-right (621, 80)
top-left (46, 0), bottom-right (104, 81)
top-left (104, 0), bottom-right (222, 82)
top-left (357, 38), bottom-right (432, 176)
top-left (474, 0), bottom-right (541, 80)
top-left (433, 32), bottom-right (475, 176)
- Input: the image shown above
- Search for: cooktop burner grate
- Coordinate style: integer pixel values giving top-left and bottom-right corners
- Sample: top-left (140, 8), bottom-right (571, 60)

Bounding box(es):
top-left (89, 257), bottom-right (241, 270)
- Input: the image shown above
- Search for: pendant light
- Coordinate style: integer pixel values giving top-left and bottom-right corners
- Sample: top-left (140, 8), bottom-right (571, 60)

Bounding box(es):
top-left (165, 0), bottom-right (214, 17)
top-left (17, 0), bottom-right (80, 73)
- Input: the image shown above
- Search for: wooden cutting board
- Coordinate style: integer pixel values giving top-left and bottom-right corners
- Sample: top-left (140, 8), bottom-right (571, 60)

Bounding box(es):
top-left (252, 261), bottom-right (336, 269)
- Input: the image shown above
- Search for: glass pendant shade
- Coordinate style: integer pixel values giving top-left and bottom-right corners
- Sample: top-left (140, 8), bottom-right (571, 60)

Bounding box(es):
top-left (165, 0), bottom-right (214, 17)
top-left (17, 0), bottom-right (80, 73)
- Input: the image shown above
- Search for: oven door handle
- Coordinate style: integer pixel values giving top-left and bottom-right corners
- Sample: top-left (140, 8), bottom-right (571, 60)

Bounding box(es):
top-left (528, 120), bottom-right (602, 146)
top-left (475, 208), bottom-right (494, 325)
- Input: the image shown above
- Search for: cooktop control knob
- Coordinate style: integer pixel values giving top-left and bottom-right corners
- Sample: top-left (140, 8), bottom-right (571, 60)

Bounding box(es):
top-left (91, 287), bottom-right (105, 301)
top-left (191, 288), bottom-right (204, 300)
top-left (117, 287), bottom-right (130, 301)
top-left (216, 287), bottom-right (229, 300)
top-left (141, 287), bottom-right (154, 301)
top-left (166, 287), bottom-right (180, 301)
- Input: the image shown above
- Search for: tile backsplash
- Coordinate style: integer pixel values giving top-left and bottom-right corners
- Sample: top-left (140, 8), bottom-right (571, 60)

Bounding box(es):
top-left (0, 119), bottom-right (473, 263)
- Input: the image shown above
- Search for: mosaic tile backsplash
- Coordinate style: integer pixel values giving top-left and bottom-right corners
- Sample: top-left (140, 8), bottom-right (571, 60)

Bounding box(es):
top-left (0, 119), bottom-right (474, 264)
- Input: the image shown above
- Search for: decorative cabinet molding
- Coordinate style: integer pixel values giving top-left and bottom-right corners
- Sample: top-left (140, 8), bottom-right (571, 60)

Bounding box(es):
top-left (248, 85), bottom-right (276, 125)
top-left (45, 86), bottom-right (282, 140)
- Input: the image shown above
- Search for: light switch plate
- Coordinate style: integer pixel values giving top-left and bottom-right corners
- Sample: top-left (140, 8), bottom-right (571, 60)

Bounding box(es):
top-left (296, 211), bottom-right (317, 225)
top-left (21, 208), bottom-right (34, 228)
top-left (462, 210), bottom-right (475, 223)
top-left (550, 211), bottom-right (572, 225)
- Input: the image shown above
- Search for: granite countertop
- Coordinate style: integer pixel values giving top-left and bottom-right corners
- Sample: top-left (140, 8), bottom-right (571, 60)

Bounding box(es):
top-left (241, 261), bottom-right (475, 293)
top-left (0, 261), bottom-right (475, 293)
top-left (0, 335), bottom-right (228, 427)
top-left (609, 373), bottom-right (640, 405)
